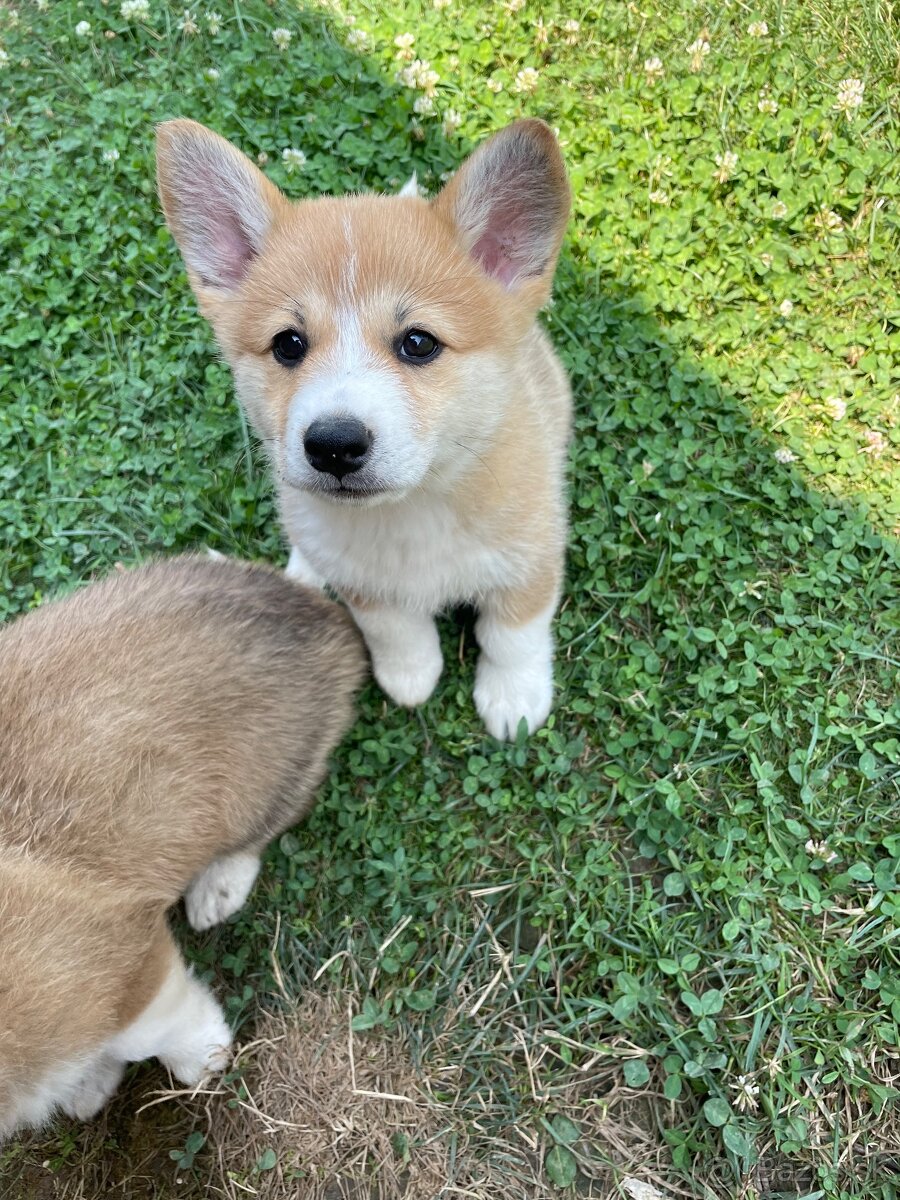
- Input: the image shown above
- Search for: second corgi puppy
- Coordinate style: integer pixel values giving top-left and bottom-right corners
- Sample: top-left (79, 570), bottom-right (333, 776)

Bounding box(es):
top-left (156, 119), bottom-right (572, 739)
top-left (0, 555), bottom-right (365, 1139)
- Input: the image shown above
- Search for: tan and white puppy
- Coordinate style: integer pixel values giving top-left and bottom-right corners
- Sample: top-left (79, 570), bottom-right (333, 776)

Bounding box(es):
top-left (156, 119), bottom-right (571, 739)
top-left (0, 556), bottom-right (365, 1139)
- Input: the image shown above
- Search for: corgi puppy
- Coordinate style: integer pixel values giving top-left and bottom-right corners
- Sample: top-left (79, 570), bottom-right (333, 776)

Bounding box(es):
top-left (156, 118), bottom-right (571, 740)
top-left (0, 556), bottom-right (365, 1139)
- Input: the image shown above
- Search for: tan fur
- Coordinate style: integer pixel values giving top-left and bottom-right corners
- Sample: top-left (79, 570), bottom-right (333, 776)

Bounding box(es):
top-left (0, 555), bottom-right (365, 1135)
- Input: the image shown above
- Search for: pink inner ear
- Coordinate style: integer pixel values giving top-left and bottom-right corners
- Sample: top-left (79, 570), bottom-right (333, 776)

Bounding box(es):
top-left (190, 162), bottom-right (256, 288)
top-left (466, 194), bottom-right (546, 289)
top-left (210, 217), bottom-right (255, 288)
top-left (470, 230), bottom-right (521, 288)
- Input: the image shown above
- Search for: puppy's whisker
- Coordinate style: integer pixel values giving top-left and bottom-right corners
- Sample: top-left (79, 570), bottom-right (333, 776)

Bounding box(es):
top-left (452, 440), bottom-right (501, 489)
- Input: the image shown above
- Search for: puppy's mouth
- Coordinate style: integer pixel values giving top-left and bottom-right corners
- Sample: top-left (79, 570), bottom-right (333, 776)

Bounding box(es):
top-left (293, 474), bottom-right (400, 508)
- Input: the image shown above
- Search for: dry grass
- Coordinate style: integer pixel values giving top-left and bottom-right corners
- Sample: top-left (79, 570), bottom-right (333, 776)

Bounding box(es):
top-left (200, 988), bottom-right (677, 1200)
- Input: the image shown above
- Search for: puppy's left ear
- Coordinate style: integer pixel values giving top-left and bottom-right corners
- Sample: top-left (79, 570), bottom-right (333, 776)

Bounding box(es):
top-left (433, 119), bottom-right (570, 297)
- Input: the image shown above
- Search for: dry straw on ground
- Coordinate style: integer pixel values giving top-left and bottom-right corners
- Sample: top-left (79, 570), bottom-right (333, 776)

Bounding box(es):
top-left (202, 988), bottom-right (676, 1200)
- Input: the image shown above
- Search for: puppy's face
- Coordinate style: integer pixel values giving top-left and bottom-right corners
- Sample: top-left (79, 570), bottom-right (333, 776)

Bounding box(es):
top-left (156, 120), bottom-right (570, 506)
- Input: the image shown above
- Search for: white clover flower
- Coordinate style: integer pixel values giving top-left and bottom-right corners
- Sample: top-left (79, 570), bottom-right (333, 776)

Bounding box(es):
top-left (257, 151), bottom-right (269, 165)
top-left (649, 189), bottom-right (670, 205)
top-left (505, 0), bottom-right (525, 10)
top-left (533, 17), bottom-right (548, 45)
top-left (813, 205), bottom-right (843, 235)
top-left (204, 66), bottom-right (220, 81)
top-left (178, 9), bottom-right (199, 34)
top-left (759, 252), bottom-right (774, 269)
top-left (687, 37), bottom-right (710, 72)
top-left (731, 1074), bottom-right (760, 1113)
top-left (393, 31), bottom-right (415, 57)
top-left (823, 396), bottom-right (846, 421)
top-left (121, 0), bottom-right (151, 20)
top-left (442, 108), bottom-right (462, 136)
top-left (643, 55), bottom-right (664, 81)
top-left (563, 19), bottom-right (580, 44)
top-left (805, 838), bottom-right (838, 863)
top-left (758, 90), bottom-right (778, 115)
top-left (347, 28), bottom-right (369, 46)
top-left (433, 0), bottom-right (452, 8)
top-left (862, 429), bottom-right (887, 455)
top-left (713, 150), bottom-right (738, 183)
top-left (271, 26), bottom-right (292, 49)
top-left (834, 77), bottom-right (864, 120)
top-left (413, 93), bottom-right (435, 115)
top-left (75, 20), bottom-right (92, 35)
top-left (650, 153), bottom-right (674, 183)
top-left (397, 59), bottom-right (439, 93)
top-left (771, 199), bottom-right (788, 219)
top-left (747, 20), bottom-right (768, 37)
top-left (778, 299), bottom-right (794, 318)
top-left (513, 66), bottom-right (540, 93)
top-left (205, 9), bottom-right (221, 34)
top-left (486, 76), bottom-right (504, 93)
top-left (0, 47), bottom-right (10, 67)
top-left (774, 446), bottom-right (797, 463)
top-left (281, 147), bottom-right (306, 171)
top-left (102, 148), bottom-right (120, 163)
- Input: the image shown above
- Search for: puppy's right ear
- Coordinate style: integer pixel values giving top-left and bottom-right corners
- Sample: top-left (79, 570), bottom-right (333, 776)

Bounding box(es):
top-left (156, 120), bottom-right (283, 291)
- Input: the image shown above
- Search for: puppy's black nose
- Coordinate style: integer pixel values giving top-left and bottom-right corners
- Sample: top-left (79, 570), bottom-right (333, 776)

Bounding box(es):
top-left (304, 418), bottom-right (371, 480)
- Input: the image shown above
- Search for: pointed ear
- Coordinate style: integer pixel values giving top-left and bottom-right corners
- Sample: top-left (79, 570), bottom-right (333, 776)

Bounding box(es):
top-left (156, 119), bottom-right (283, 291)
top-left (432, 119), bottom-right (570, 291)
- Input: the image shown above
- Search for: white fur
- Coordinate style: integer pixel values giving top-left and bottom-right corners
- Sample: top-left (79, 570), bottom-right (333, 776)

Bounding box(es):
top-left (3, 956), bottom-right (230, 1137)
top-left (349, 604), bottom-right (443, 706)
top-left (107, 954), bottom-right (231, 1084)
top-left (1, 1054), bottom-right (113, 1138)
top-left (185, 849), bottom-right (261, 931)
top-left (281, 487), bottom-right (526, 615)
top-left (473, 604), bottom-right (556, 739)
top-left (285, 543), bottom-right (325, 589)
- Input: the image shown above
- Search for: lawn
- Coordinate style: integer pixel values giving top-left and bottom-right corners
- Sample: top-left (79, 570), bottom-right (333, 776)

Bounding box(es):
top-left (1, 0), bottom-right (900, 1197)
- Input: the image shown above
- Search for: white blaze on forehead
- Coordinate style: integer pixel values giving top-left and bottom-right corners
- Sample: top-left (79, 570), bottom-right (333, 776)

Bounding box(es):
top-left (340, 213), bottom-right (358, 302)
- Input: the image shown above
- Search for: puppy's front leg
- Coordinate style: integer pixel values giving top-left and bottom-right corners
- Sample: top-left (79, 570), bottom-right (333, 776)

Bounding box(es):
top-left (474, 577), bottom-right (559, 740)
top-left (349, 601), bottom-right (443, 707)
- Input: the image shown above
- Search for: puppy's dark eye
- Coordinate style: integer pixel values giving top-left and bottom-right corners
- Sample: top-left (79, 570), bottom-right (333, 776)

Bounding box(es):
top-left (272, 329), bottom-right (307, 366)
top-left (397, 329), bottom-right (441, 364)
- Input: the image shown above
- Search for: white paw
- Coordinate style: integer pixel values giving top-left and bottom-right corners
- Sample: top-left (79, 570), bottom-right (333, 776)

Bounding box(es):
top-left (185, 852), bottom-right (261, 931)
top-left (63, 1056), bottom-right (125, 1121)
top-left (474, 656), bottom-right (553, 740)
top-left (372, 644), bottom-right (443, 707)
top-left (159, 984), bottom-right (232, 1085)
top-left (285, 544), bottom-right (325, 590)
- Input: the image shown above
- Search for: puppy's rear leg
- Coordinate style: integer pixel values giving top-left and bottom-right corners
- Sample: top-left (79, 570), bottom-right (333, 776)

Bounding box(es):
top-left (185, 849), bottom-right (261, 931)
top-left (108, 932), bottom-right (231, 1085)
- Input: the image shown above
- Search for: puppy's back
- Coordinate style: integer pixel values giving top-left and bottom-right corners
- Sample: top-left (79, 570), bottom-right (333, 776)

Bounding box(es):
top-left (0, 556), bottom-right (366, 901)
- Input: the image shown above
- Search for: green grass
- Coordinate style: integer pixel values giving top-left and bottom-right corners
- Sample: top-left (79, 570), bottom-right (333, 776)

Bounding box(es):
top-left (2, 0), bottom-right (900, 1196)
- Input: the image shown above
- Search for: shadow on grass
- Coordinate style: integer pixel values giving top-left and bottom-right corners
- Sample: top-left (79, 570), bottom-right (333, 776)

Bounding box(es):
top-left (4, 2), bottom-right (900, 1198)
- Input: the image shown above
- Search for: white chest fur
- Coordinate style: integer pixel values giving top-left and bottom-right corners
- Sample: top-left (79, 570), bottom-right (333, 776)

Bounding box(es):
top-left (280, 486), bottom-right (523, 614)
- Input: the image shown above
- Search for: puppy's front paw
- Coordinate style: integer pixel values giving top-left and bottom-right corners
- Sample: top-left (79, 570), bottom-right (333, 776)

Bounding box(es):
top-left (372, 644), bottom-right (444, 707)
top-left (474, 656), bottom-right (553, 740)
top-left (185, 852), bottom-right (261, 931)
top-left (285, 544), bottom-right (325, 590)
